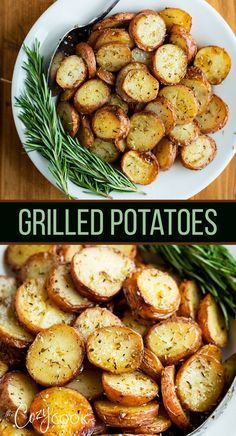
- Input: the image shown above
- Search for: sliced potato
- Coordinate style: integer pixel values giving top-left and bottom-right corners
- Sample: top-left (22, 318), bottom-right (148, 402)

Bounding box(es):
top-left (154, 137), bottom-right (177, 171)
top-left (0, 342), bottom-right (26, 367)
top-left (5, 245), bottom-right (54, 271)
top-left (88, 29), bottom-right (103, 47)
top-left (27, 324), bottom-right (85, 386)
top-left (71, 246), bottom-right (134, 302)
top-left (115, 138), bottom-right (127, 152)
top-left (0, 360), bottom-right (8, 379)
top-left (140, 348), bottom-right (163, 382)
top-left (96, 43), bottom-right (132, 72)
top-left (196, 94), bottom-right (229, 134)
top-left (102, 370), bottom-right (158, 406)
top-left (30, 387), bottom-right (95, 435)
top-left (47, 264), bottom-right (93, 313)
top-left (169, 25), bottom-right (197, 63)
top-left (59, 244), bottom-right (83, 262)
top-left (169, 121), bottom-right (200, 146)
top-left (127, 112), bottom-right (164, 152)
top-left (146, 317), bottom-right (202, 365)
top-left (107, 244), bottom-right (137, 259)
top-left (197, 294), bottom-right (228, 347)
top-left (15, 278), bottom-right (75, 334)
top-left (121, 311), bottom-right (152, 337)
top-left (194, 46), bottom-right (231, 85)
top-left (124, 268), bottom-right (180, 320)
top-left (60, 88), bottom-right (77, 102)
top-left (87, 326), bottom-right (143, 374)
top-left (121, 151), bottom-right (159, 185)
top-left (74, 307), bottom-right (122, 340)
top-left (153, 44), bottom-right (187, 85)
top-left (178, 280), bottom-right (201, 319)
top-left (146, 96), bottom-right (176, 134)
top-left (161, 365), bottom-right (190, 429)
top-left (77, 115), bottom-right (95, 148)
top-left (90, 138), bottom-right (120, 163)
top-left (131, 48), bottom-right (152, 66)
top-left (66, 368), bottom-right (103, 400)
top-left (74, 78), bottom-right (110, 114)
top-left (0, 276), bottom-right (17, 302)
top-left (122, 69), bottom-right (159, 103)
top-left (19, 251), bottom-right (59, 282)
top-left (196, 344), bottom-right (222, 362)
top-left (110, 94), bottom-right (129, 114)
top-left (181, 66), bottom-right (212, 115)
top-left (93, 12), bottom-right (136, 31)
top-left (57, 101), bottom-right (80, 137)
top-left (97, 67), bottom-right (116, 85)
top-left (129, 10), bottom-right (166, 51)
top-left (159, 8), bottom-right (192, 32)
top-left (94, 400), bottom-right (159, 428)
top-left (223, 353), bottom-right (236, 386)
top-left (116, 62), bottom-right (148, 103)
top-left (56, 55), bottom-right (87, 89)
top-left (0, 419), bottom-right (37, 435)
top-left (95, 28), bottom-right (134, 50)
top-left (159, 85), bottom-right (199, 124)
top-left (75, 42), bottom-right (96, 78)
top-left (129, 407), bottom-right (172, 434)
top-left (0, 371), bottom-right (39, 427)
top-left (176, 354), bottom-right (225, 412)
top-left (180, 135), bottom-right (217, 170)
top-left (92, 105), bottom-right (130, 140)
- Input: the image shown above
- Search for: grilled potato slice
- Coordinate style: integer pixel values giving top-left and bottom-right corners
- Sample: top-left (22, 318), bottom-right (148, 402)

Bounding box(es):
top-left (71, 247), bottom-right (134, 302)
top-left (56, 55), bottom-right (87, 89)
top-left (121, 311), bottom-right (153, 337)
top-left (161, 365), bottom-right (191, 430)
top-left (146, 96), bottom-right (176, 134)
top-left (66, 368), bottom-right (103, 400)
top-left (0, 276), bottom-right (17, 301)
top-left (93, 12), bottom-right (136, 31)
top-left (116, 62), bottom-right (148, 103)
top-left (0, 360), bottom-right (8, 379)
top-left (94, 400), bottom-right (159, 428)
top-left (96, 43), bottom-right (132, 72)
top-left (0, 342), bottom-right (26, 367)
top-left (131, 48), bottom-right (152, 66)
top-left (159, 85), bottom-right (199, 124)
top-left (74, 79), bottom-right (110, 114)
top-left (122, 69), bottom-right (159, 103)
top-left (87, 326), bottom-right (143, 374)
top-left (30, 387), bottom-right (95, 435)
top-left (127, 112), bottom-right (164, 152)
top-left (102, 370), bottom-right (158, 406)
top-left (196, 344), bottom-right (222, 362)
top-left (77, 115), bottom-right (95, 148)
top-left (197, 294), bottom-right (228, 347)
top-left (154, 137), bottom-right (177, 171)
top-left (153, 44), bottom-right (187, 85)
top-left (57, 102), bottom-right (80, 137)
top-left (5, 245), bottom-right (54, 271)
top-left (74, 307), bottom-right (122, 340)
top-left (88, 29), bottom-right (103, 47)
top-left (0, 371), bottom-right (39, 427)
top-left (0, 296), bottom-right (33, 349)
top-left (129, 407), bottom-right (172, 433)
top-left (110, 94), bottom-right (129, 114)
top-left (92, 105), bottom-right (130, 140)
top-left (75, 42), bottom-right (96, 78)
top-left (59, 244), bottom-right (83, 262)
top-left (90, 138), bottom-right (120, 163)
top-left (95, 28), bottom-right (134, 50)
top-left (124, 268), bottom-right (180, 320)
top-left (47, 264), bottom-right (93, 313)
top-left (159, 8), bottom-right (192, 32)
top-left (181, 66), bottom-right (212, 115)
top-left (60, 88), bottom-right (77, 102)
top-left (223, 353), bottom-right (236, 386)
top-left (19, 252), bottom-right (59, 282)
top-left (129, 10), bottom-right (166, 51)
top-left (169, 25), bottom-right (197, 63)
top-left (178, 280), bottom-right (201, 319)
top-left (0, 419), bottom-right (37, 435)
top-left (27, 324), bottom-right (85, 386)
top-left (196, 94), bottom-right (229, 134)
top-left (176, 354), bottom-right (225, 412)
top-left (121, 151), bottom-right (159, 185)
top-left (194, 46), bottom-right (231, 85)
top-left (169, 121), bottom-right (200, 146)
top-left (146, 317), bottom-right (202, 365)
top-left (15, 278), bottom-right (75, 334)
top-left (140, 348), bottom-right (163, 381)
top-left (106, 244), bottom-right (137, 258)
top-left (97, 67), bottom-right (116, 85)
top-left (180, 135), bottom-right (217, 170)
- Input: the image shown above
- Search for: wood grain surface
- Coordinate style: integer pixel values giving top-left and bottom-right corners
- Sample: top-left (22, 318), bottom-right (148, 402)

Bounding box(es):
top-left (0, 0), bottom-right (235, 200)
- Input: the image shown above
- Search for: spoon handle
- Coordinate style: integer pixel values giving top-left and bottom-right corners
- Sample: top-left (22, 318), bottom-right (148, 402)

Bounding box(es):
top-left (86, 0), bottom-right (121, 27)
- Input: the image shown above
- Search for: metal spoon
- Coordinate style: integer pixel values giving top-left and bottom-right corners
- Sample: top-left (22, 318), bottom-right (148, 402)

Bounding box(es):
top-left (48, 0), bottom-right (121, 94)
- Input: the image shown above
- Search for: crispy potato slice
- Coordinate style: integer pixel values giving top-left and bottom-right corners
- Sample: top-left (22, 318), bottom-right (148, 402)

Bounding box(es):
top-left (95, 28), bottom-right (134, 50)
top-left (92, 105), bottom-right (130, 140)
top-left (97, 67), bottom-right (116, 85)
top-left (0, 419), bottom-right (37, 435)
top-left (66, 368), bottom-right (103, 400)
top-left (88, 244), bottom-right (137, 258)
top-left (0, 276), bottom-right (17, 301)
top-left (96, 43), bottom-right (132, 72)
top-left (74, 78), bottom-right (110, 114)
top-left (178, 280), bottom-right (201, 319)
top-left (131, 48), bottom-right (152, 66)
top-left (56, 55), bottom-right (87, 89)
top-left (0, 359), bottom-right (8, 378)
top-left (0, 342), bottom-right (26, 367)
top-left (196, 94), bottom-right (229, 134)
top-left (159, 8), bottom-right (192, 32)
top-left (75, 42), bottom-right (96, 78)
top-left (93, 13), bottom-right (136, 31)
top-left (181, 66), bottom-right (212, 115)
top-left (60, 88), bottom-right (77, 102)
top-left (116, 62), bottom-right (148, 103)
top-left (74, 307), bottom-right (122, 340)
top-left (59, 244), bottom-right (83, 262)
top-left (121, 151), bottom-right (159, 185)
top-left (77, 115), bottom-right (95, 148)
top-left (127, 112), bottom-right (164, 152)
top-left (152, 44), bottom-right (187, 85)
top-left (0, 371), bottom-right (39, 427)
top-left (110, 94), bottom-right (129, 114)
top-left (88, 30), bottom-right (104, 47)
top-left (102, 370), bottom-right (158, 406)
top-left (169, 25), bottom-right (197, 63)
top-left (47, 264), bottom-right (93, 313)
top-left (161, 366), bottom-right (191, 429)
top-left (146, 96), bottom-right (176, 134)
top-left (154, 137), bottom-right (177, 171)
top-left (140, 348), bottom-right (163, 381)
top-left (194, 46), bottom-right (231, 85)
top-left (159, 85), bottom-right (199, 124)
top-left (71, 247), bottom-right (135, 302)
top-left (121, 311), bottom-right (153, 337)
top-left (129, 10), bottom-right (166, 51)
top-left (223, 353), bottom-right (236, 386)
top-left (129, 407), bottom-right (172, 433)
top-left (169, 121), bottom-right (200, 146)
top-left (180, 135), bottom-right (217, 170)
top-left (5, 245), bottom-right (55, 271)
top-left (94, 400), bottom-right (159, 428)
top-left (196, 344), bottom-right (222, 362)
top-left (27, 324), bottom-right (85, 386)
top-left (122, 69), bottom-right (159, 103)
top-left (19, 252), bottom-right (59, 282)
top-left (57, 102), bottom-right (80, 137)
top-left (90, 138), bottom-right (120, 163)
top-left (124, 268), bottom-right (180, 320)
top-left (176, 354), bottom-right (225, 412)
top-left (30, 387), bottom-right (95, 435)
top-left (87, 326), bottom-right (143, 374)
top-left (146, 317), bottom-right (202, 364)
top-left (15, 278), bottom-right (75, 334)
top-left (197, 294), bottom-right (228, 347)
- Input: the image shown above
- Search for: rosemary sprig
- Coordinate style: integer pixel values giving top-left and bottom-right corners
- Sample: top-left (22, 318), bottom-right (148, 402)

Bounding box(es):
top-left (15, 41), bottom-right (137, 198)
top-left (140, 245), bottom-right (236, 328)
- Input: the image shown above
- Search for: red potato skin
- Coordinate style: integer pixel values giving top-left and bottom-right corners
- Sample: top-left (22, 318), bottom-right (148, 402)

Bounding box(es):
top-left (93, 13), bottom-right (136, 31)
top-left (169, 25), bottom-right (197, 63)
top-left (197, 294), bottom-right (228, 347)
top-left (140, 348), bottom-right (163, 381)
top-left (76, 42), bottom-right (97, 78)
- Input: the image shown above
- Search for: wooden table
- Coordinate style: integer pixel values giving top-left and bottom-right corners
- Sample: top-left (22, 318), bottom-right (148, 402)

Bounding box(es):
top-left (0, 0), bottom-right (235, 200)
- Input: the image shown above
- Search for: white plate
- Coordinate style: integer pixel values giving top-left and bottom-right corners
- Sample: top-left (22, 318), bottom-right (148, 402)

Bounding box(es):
top-left (0, 244), bottom-right (235, 435)
top-left (11, 0), bottom-right (236, 200)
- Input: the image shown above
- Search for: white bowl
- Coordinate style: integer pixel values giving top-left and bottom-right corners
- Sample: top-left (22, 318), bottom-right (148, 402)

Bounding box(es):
top-left (11, 0), bottom-right (236, 200)
top-left (0, 244), bottom-right (235, 435)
